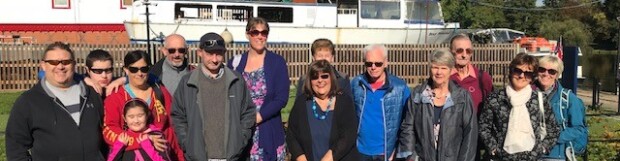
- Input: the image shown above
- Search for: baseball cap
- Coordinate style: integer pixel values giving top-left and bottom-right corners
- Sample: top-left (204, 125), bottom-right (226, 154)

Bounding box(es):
top-left (199, 32), bottom-right (226, 52)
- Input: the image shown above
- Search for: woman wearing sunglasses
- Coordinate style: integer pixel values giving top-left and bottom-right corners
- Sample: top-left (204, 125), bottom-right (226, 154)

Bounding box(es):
top-left (227, 17), bottom-right (290, 161)
top-left (397, 49), bottom-right (477, 161)
top-left (286, 60), bottom-right (359, 161)
top-left (103, 50), bottom-right (185, 161)
top-left (535, 55), bottom-right (587, 161)
top-left (479, 53), bottom-right (560, 160)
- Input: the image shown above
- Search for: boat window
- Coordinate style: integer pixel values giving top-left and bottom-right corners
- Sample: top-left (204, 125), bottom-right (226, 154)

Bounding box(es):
top-left (258, 7), bottom-right (293, 23)
top-left (404, 0), bottom-right (443, 24)
top-left (52, 0), bottom-right (70, 9)
top-left (175, 4), bottom-right (213, 20)
top-left (216, 6), bottom-right (253, 22)
top-left (360, 1), bottom-right (400, 19)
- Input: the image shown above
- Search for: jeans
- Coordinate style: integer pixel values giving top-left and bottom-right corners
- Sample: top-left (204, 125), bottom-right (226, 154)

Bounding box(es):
top-left (360, 153), bottom-right (386, 161)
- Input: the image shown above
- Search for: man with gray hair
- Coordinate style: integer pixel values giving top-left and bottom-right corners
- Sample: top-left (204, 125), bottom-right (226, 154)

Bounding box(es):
top-left (106, 34), bottom-right (195, 95)
top-left (351, 44), bottom-right (411, 161)
top-left (449, 34), bottom-right (493, 114)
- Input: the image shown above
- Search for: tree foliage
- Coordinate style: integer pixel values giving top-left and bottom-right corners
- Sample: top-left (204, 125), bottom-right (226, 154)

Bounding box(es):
top-left (440, 0), bottom-right (619, 49)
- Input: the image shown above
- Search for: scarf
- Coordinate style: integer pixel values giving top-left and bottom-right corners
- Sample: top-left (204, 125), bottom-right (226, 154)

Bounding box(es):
top-left (503, 84), bottom-right (535, 154)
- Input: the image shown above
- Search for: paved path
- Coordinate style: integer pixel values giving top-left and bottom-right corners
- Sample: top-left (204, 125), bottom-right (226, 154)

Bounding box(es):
top-left (576, 87), bottom-right (619, 113)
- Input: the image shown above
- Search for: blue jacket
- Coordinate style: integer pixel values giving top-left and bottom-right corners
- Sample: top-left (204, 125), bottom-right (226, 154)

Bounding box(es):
top-left (227, 50), bottom-right (290, 161)
top-left (543, 82), bottom-right (588, 159)
top-left (351, 71), bottom-right (410, 160)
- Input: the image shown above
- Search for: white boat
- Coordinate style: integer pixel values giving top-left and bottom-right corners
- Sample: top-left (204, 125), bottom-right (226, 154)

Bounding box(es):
top-left (123, 0), bottom-right (465, 44)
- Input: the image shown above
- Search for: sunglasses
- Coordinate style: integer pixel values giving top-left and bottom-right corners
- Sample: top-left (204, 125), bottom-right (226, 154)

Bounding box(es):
top-left (44, 59), bottom-right (74, 65)
top-left (511, 67), bottom-right (535, 78)
top-left (311, 74), bottom-right (330, 80)
top-left (127, 66), bottom-right (150, 73)
top-left (167, 48), bottom-right (187, 54)
top-left (247, 30), bottom-right (269, 37)
top-left (90, 68), bottom-right (113, 74)
top-left (364, 61), bottom-right (384, 67)
top-left (537, 67), bottom-right (558, 75)
top-left (454, 48), bottom-right (473, 54)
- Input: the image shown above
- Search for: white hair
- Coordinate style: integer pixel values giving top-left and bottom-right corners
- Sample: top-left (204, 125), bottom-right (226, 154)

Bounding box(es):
top-left (431, 49), bottom-right (455, 68)
top-left (362, 44), bottom-right (388, 61)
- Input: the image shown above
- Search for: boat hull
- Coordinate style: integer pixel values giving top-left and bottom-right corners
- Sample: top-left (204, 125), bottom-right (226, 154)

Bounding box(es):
top-left (124, 21), bottom-right (465, 44)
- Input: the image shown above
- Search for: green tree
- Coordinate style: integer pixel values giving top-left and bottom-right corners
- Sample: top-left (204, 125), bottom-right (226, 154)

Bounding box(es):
top-left (503, 0), bottom-right (548, 34)
top-left (468, 0), bottom-right (507, 29)
top-left (539, 19), bottom-right (593, 49)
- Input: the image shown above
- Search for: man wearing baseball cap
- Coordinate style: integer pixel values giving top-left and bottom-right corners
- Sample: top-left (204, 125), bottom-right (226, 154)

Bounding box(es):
top-left (171, 33), bottom-right (256, 161)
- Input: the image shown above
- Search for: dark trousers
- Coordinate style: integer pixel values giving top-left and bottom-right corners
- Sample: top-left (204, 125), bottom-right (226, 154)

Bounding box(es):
top-left (360, 153), bottom-right (386, 161)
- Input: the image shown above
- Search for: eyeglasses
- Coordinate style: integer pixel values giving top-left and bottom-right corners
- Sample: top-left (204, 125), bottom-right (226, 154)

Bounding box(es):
top-left (44, 59), bottom-right (74, 65)
top-left (537, 67), bottom-right (558, 75)
top-left (127, 66), bottom-right (150, 73)
top-left (167, 48), bottom-right (187, 54)
top-left (364, 61), bottom-right (384, 67)
top-left (247, 30), bottom-right (269, 37)
top-left (454, 48), bottom-right (473, 54)
top-left (201, 40), bottom-right (224, 48)
top-left (90, 68), bottom-right (113, 74)
top-left (311, 74), bottom-right (330, 80)
top-left (511, 67), bottom-right (535, 78)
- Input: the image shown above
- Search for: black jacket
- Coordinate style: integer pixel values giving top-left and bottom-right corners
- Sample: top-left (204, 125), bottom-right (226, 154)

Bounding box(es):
top-left (286, 94), bottom-right (360, 161)
top-left (6, 80), bottom-right (106, 161)
top-left (398, 80), bottom-right (478, 161)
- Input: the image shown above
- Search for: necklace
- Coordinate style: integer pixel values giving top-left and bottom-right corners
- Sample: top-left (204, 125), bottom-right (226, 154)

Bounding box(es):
top-left (312, 96), bottom-right (334, 120)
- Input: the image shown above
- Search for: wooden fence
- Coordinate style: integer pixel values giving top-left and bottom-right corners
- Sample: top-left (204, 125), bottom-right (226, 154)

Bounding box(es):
top-left (0, 43), bottom-right (518, 91)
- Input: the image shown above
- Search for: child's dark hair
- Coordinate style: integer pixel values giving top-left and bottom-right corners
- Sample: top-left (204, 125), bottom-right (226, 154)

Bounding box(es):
top-left (123, 98), bottom-right (152, 125)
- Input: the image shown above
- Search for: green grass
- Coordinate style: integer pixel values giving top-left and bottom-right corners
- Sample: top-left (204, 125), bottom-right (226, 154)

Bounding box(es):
top-left (281, 88), bottom-right (296, 123)
top-left (0, 91), bottom-right (21, 161)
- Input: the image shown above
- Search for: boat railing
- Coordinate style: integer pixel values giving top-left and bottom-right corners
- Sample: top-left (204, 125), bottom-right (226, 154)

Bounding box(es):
top-left (337, 8), bottom-right (357, 15)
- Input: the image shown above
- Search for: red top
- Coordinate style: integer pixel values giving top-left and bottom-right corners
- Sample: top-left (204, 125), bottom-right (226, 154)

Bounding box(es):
top-left (103, 85), bottom-right (185, 161)
top-left (450, 64), bottom-right (493, 114)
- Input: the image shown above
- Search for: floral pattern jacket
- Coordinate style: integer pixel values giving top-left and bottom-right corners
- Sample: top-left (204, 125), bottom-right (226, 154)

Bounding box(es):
top-left (479, 89), bottom-right (560, 161)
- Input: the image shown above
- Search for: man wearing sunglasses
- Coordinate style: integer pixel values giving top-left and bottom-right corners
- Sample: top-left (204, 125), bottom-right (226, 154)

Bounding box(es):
top-left (151, 34), bottom-right (196, 94)
top-left (107, 34), bottom-right (196, 95)
top-left (448, 34), bottom-right (493, 114)
top-left (351, 44), bottom-right (411, 161)
top-left (7, 42), bottom-right (107, 161)
top-left (171, 33), bottom-right (255, 161)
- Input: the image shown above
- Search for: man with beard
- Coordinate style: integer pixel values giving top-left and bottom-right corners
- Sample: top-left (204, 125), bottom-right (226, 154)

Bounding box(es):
top-left (107, 34), bottom-right (195, 95)
top-left (171, 33), bottom-right (255, 160)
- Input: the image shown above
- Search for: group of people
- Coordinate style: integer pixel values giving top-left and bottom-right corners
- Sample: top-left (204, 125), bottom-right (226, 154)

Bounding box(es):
top-left (5, 16), bottom-right (587, 161)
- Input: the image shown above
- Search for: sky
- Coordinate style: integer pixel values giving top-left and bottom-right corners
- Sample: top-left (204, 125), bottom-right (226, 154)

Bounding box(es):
top-left (536, 0), bottom-right (544, 7)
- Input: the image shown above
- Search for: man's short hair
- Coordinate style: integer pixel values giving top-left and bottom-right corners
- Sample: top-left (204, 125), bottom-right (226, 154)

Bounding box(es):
top-left (449, 33), bottom-right (472, 50)
top-left (362, 44), bottom-right (388, 61)
top-left (311, 38), bottom-right (335, 56)
top-left (43, 41), bottom-right (74, 60)
top-left (86, 49), bottom-right (113, 69)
